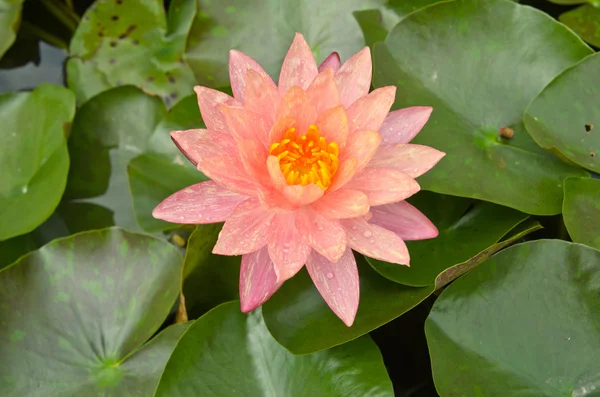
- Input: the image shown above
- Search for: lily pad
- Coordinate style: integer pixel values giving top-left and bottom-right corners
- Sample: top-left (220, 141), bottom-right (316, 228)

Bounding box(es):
top-left (0, 228), bottom-right (185, 396)
top-left (559, 5), bottom-right (600, 48)
top-left (0, 0), bottom-right (23, 58)
top-left (263, 255), bottom-right (433, 354)
top-left (373, 0), bottom-right (591, 215)
top-left (67, 0), bottom-right (197, 106)
top-left (426, 240), bottom-right (600, 397)
top-left (155, 302), bottom-right (394, 397)
top-left (525, 52), bottom-right (600, 173)
top-left (563, 177), bottom-right (600, 250)
top-left (367, 192), bottom-right (533, 287)
top-left (0, 84), bottom-right (75, 241)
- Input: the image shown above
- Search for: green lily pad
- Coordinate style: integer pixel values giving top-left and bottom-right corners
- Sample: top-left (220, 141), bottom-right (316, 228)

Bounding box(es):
top-left (0, 84), bottom-right (75, 241)
top-left (353, 9), bottom-right (390, 49)
top-left (367, 192), bottom-right (533, 287)
top-left (67, 0), bottom-right (197, 106)
top-left (373, 0), bottom-right (591, 215)
top-left (525, 53), bottom-right (600, 173)
top-left (0, 228), bottom-right (186, 396)
top-left (263, 255), bottom-right (433, 354)
top-left (563, 177), bottom-right (600, 250)
top-left (155, 302), bottom-right (394, 397)
top-left (426, 240), bottom-right (600, 397)
top-left (0, 0), bottom-right (23, 58)
top-left (559, 5), bottom-right (600, 48)
top-left (186, 0), bottom-right (400, 87)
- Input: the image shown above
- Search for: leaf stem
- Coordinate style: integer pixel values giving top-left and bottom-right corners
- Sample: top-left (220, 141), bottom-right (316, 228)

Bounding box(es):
top-left (40, 0), bottom-right (80, 33)
top-left (21, 21), bottom-right (69, 49)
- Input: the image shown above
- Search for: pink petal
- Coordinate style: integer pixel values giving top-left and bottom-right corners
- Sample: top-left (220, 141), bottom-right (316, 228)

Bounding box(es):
top-left (244, 69), bottom-right (281, 125)
top-left (340, 217), bottom-right (410, 265)
top-left (306, 248), bottom-right (359, 327)
top-left (170, 129), bottom-right (206, 166)
top-left (267, 155), bottom-right (286, 190)
top-left (318, 52), bottom-right (341, 73)
top-left (240, 247), bottom-right (282, 312)
top-left (229, 50), bottom-right (274, 103)
top-left (152, 181), bottom-right (246, 224)
top-left (295, 206), bottom-right (347, 263)
top-left (213, 198), bottom-right (274, 256)
top-left (312, 188), bottom-right (369, 219)
top-left (345, 168), bottom-right (420, 206)
top-left (346, 86), bottom-right (396, 134)
top-left (221, 105), bottom-right (270, 148)
top-left (370, 201), bottom-right (439, 241)
top-left (335, 47), bottom-right (372, 108)
top-left (278, 33), bottom-right (319, 94)
top-left (316, 105), bottom-right (349, 147)
top-left (306, 68), bottom-right (341, 115)
top-left (329, 158), bottom-right (357, 192)
top-left (194, 86), bottom-right (240, 134)
top-left (275, 87), bottom-right (318, 138)
top-left (267, 212), bottom-right (311, 281)
top-left (257, 188), bottom-right (295, 212)
top-left (379, 107), bottom-right (433, 145)
top-left (368, 143), bottom-right (446, 178)
top-left (282, 184), bottom-right (324, 207)
top-left (341, 130), bottom-right (381, 173)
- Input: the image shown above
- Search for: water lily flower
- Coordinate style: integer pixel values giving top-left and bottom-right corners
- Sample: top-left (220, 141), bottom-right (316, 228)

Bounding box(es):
top-left (153, 33), bottom-right (445, 326)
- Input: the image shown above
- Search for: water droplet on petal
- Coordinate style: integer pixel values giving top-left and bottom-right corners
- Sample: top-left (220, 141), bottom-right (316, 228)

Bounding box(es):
top-left (326, 272), bottom-right (334, 279)
top-left (282, 248), bottom-right (290, 254)
top-left (237, 68), bottom-right (243, 73)
top-left (388, 127), bottom-right (393, 132)
top-left (351, 225), bottom-right (358, 230)
top-left (317, 225), bottom-right (324, 231)
top-left (383, 137), bottom-right (389, 143)
top-left (414, 168), bottom-right (419, 173)
top-left (283, 242), bottom-right (291, 248)
top-left (363, 230), bottom-right (373, 238)
top-left (197, 213), bottom-right (203, 219)
top-left (179, 216), bottom-right (184, 220)
top-left (300, 78), bottom-right (305, 84)
top-left (369, 238), bottom-right (375, 243)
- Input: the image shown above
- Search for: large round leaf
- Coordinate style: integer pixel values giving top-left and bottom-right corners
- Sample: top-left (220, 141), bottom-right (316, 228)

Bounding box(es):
top-left (0, 84), bottom-right (75, 241)
top-left (0, 0), bottom-right (23, 58)
top-left (263, 254), bottom-right (433, 354)
top-left (426, 240), bottom-right (600, 397)
top-left (373, 0), bottom-right (591, 215)
top-left (559, 5), bottom-right (600, 48)
top-left (563, 177), bottom-right (600, 250)
top-left (155, 302), bottom-right (393, 397)
top-left (0, 228), bottom-right (185, 396)
top-left (525, 52), bottom-right (600, 173)
top-left (67, 0), bottom-right (196, 106)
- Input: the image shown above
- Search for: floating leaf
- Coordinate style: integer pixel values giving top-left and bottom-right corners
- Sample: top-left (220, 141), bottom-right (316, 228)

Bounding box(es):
top-left (0, 0), bottom-right (23, 58)
top-left (426, 240), bottom-right (600, 397)
top-left (373, 0), bottom-right (591, 215)
top-left (563, 177), bottom-right (600, 250)
top-left (155, 303), bottom-right (394, 397)
top-left (559, 5), bottom-right (600, 48)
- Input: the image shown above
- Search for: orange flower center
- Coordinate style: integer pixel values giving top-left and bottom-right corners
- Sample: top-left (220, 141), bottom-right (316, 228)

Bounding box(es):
top-left (269, 124), bottom-right (339, 190)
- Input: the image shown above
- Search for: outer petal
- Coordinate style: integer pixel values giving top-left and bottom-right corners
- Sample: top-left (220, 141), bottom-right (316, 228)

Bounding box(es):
top-left (335, 47), bottom-right (372, 108)
top-left (340, 217), bottom-right (410, 265)
top-left (341, 130), bottom-right (381, 173)
top-left (368, 143), bottom-right (446, 178)
top-left (278, 33), bottom-right (319, 94)
top-left (240, 247), bottom-right (282, 313)
top-left (275, 87), bottom-right (318, 139)
top-left (306, 247), bottom-right (359, 327)
top-left (318, 52), bottom-right (341, 73)
top-left (194, 86), bottom-right (240, 133)
top-left (229, 50), bottom-right (274, 103)
top-left (282, 184), bottom-right (324, 207)
top-left (345, 168), bottom-right (420, 206)
top-left (244, 69), bottom-right (281, 125)
top-left (370, 201), bottom-right (439, 241)
top-left (312, 189), bottom-right (369, 219)
top-left (346, 86), bottom-right (396, 134)
top-left (306, 68), bottom-right (341, 115)
top-left (315, 105), bottom-right (349, 148)
top-left (213, 198), bottom-right (274, 256)
top-left (170, 129), bottom-right (208, 166)
top-left (296, 206), bottom-right (347, 262)
top-left (267, 212), bottom-right (311, 282)
top-left (379, 106), bottom-right (433, 145)
top-left (152, 181), bottom-right (246, 224)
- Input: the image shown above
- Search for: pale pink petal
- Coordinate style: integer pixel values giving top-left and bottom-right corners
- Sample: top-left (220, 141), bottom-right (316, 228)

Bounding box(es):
top-left (221, 105), bottom-right (270, 148)
top-left (370, 201), bottom-right (439, 241)
top-left (318, 52), bottom-right (341, 73)
top-left (346, 86), bottom-right (396, 134)
top-left (267, 155), bottom-right (286, 190)
top-left (296, 206), bottom-right (347, 263)
top-left (335, 47), bottom-right (372, 108)
top-left (275, 87), bottom-right (318, 138)
top-left (312, 189), bottom-right (369, 219)
top-left (213, 198), bottom-right (274, 256)
top-left (229, 50), bottom-right (274, 103)
top-left (341, 217), bottom-right (410, 265)
top-left (152, 181), bottom-right (246, 224)
top-left (329, 158), bottom-right (357, 192)
top-left (240, 247), bottom-right (282, 312)
top-left (306, 248), bottom-right (359, 327)
top-left (316, 105), bottom-right (348, 147)
top-left (267, 212), bottom-right (311, 281)
top-left (341, 130), bottom-right (381, 173)
top-left (257, 188), bottom-right (295, 211)
top-left (379, 107), bottom-right (433, 145)
top-left (170, 129), bottom-right (207, 166)
top-left (278, 33), bottom-right (319, 94)
top-left (268, 116), bottom-right (297, 146)
top-left (368, 144), bottom-right (446, 178)
top-left (282, 184), bottom-right (324, 207)
top-left (345, 168), bottom-right (420, 206)
top-left (244, 69), bottom-right (281, 125)
top-left (306, 68), bottom-right (340, 115)
top-left (194, 86), bottom-right (240, 133)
